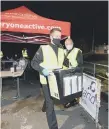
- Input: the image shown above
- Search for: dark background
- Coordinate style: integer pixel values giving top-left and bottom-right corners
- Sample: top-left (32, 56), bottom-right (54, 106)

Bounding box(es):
top-left (1, 1), bottom-right (108, 58)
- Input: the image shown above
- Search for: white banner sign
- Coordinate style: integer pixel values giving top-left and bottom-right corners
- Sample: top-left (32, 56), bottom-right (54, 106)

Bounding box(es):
top-left (79, 73), bottom-right (101, 120)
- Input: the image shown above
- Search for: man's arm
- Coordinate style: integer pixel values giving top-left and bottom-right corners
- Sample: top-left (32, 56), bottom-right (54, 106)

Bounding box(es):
top-left (31, 47), bottom-right (44, 74)
top-left (76, 50), bottom-right (83, 67)
top-left (74, 50), bottom-right (83, 72)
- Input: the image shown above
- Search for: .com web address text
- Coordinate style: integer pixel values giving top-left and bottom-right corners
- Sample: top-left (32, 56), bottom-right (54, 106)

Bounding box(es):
top-left (1, 22), bottom-right (61, 31)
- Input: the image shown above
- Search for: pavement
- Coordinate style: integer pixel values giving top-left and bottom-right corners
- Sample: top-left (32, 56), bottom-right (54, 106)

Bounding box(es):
top-left (1, 72), bottom-right (108, 129)
top-left (1, 100), bottom-right (97, 129)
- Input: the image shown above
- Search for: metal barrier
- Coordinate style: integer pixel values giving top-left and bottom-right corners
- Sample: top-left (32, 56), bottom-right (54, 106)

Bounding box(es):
top-left (83, 61), bottom-right (108, 129)
top-left (83, 61), bottom-right (108, 92)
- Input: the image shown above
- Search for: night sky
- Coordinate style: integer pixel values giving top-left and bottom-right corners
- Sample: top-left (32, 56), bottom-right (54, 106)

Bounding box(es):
top-left (1, 1), bottom-right (108, 58)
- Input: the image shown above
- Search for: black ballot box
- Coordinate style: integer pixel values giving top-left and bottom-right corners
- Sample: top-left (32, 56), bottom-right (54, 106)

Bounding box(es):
top-left (47, 68), bottom-right (83, 104)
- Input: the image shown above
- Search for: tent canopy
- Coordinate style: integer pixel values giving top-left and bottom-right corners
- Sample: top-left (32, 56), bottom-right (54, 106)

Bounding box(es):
top-left (1, 6), bottom-right (71, 44)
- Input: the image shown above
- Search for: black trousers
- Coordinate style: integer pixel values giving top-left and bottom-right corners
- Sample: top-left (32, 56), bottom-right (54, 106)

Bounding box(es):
top-left (42, 84), bottom-right (58, 129)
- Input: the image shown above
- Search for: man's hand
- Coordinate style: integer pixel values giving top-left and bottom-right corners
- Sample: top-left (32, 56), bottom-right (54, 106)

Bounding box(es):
top-left (42, 69), bottom-right (50, 76)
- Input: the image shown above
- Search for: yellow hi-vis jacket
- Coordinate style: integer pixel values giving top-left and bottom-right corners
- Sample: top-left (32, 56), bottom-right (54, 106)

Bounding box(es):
top-left (22, 50), bottom-right (28, 58)
top-left (63, 47), bottom-right (82, 69)
top-left (39, 45), bottom-right (64, 85)
top-left (0, 51), bottom-right (3, 59)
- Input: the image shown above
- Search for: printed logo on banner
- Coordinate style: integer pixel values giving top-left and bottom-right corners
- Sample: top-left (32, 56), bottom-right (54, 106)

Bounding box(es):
top-left (82, 81), bottom-right (97, 105)
top-left (79, 73), bottom-right (101, 120)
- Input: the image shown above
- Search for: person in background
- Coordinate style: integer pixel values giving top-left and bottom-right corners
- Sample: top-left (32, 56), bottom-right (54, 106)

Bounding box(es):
top-left (0, 50), bottom-right (4, 70)
top-left (14, 54), bottom-right (18, 60)
top-left (103, 43), bottom-right (107, 53)
top-left (0, 50), bottom-right (3, 59)
top-left (31, 28), bottom-right (64, 129)
top-left (22, 48), bottom-right (31, 69)
top-left (22, 48), bottom-right (28, 59)
top-left (63, 38), bottom-right (83, 108)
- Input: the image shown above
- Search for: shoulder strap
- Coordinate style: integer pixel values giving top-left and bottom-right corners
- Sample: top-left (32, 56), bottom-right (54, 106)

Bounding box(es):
top-left (65, 48), bottom-right (73, 58)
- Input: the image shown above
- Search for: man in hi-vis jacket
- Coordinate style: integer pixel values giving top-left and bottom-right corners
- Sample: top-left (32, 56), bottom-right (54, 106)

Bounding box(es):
top-left (31, 28), bottom-right (65, 129)
top-left (63, 38), bottom-right (83, 108)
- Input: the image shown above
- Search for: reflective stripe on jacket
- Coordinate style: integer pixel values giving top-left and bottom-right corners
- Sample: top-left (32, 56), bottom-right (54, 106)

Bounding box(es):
top-left (22, 50), bottom-right (28, 57)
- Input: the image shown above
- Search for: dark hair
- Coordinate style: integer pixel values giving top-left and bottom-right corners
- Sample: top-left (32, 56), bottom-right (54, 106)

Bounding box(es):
top-left (50, 28), bottom-right (61, 34)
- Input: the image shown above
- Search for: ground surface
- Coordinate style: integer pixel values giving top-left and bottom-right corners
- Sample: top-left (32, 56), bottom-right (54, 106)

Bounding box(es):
top-left (1, 95), bottom-right (97, 129)
top-left (1, 76), bottom-right (108, 129)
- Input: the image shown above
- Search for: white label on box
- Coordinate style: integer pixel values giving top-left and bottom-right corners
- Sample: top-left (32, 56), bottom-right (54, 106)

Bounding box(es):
top-left (63, 76), bottom-right (72, 96)
top-left (63, 75), bottom-right (82, 97)
top-left (71, 76), bottom-right (78, 94)
top-left (78, 76), bottom-right (82, 92)
top-left (48, 73), bottom-right (60, 99)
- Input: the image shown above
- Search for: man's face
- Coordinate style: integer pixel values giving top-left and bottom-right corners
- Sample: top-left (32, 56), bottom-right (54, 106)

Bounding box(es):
top-left (65, 39), bottom-right (73, 50)
top-left (50, 31), bottom-right (61, 40)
